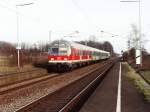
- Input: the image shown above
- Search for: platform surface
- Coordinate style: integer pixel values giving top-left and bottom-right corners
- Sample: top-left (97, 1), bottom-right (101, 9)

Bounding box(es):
top-left (79, 62), bottom-right (150, 112)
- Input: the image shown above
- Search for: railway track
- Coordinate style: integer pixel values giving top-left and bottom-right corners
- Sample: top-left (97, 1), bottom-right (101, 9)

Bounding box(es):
top-left (0, 73), bottom-right (58, 95)
top-left (0, 68), bottom-right (48, 86)
top-left (0, 59), bottom-right (112, 95)
top-left (2, 69), bottom-right (38, 76)
top-left (15, 59), bottom-right (118, 112)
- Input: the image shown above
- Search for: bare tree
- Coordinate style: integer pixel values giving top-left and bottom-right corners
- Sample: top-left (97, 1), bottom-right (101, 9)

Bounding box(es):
top-left (130, 24), bottom-right (140, 49)
top-left (0, 41), bottom-right (16, 56)
top-left (103, 41), bottom-right (114, 55)
top-left (89, 35), bottom-right (97, 42)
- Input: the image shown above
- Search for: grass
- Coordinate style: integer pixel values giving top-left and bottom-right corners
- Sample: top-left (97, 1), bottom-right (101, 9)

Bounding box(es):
top-left (140, 71), bottom-right (150, 84)
top-left (0, 56), bottom-right (48, 86)
top-left (122, 62), bottom-right (150, 102)
top-left (0, 65), bottom-right (38, 74)
top-left (0, 64), bottom-right (47, 86)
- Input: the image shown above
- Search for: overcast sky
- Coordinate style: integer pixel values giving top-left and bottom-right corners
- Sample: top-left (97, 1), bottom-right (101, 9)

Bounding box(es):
top-left (0, 0), bottom-right (150, 53)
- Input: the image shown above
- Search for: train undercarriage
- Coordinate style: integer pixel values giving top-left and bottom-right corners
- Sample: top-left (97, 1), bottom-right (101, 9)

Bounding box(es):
top-left (46, 59), bottom-right (108, 73)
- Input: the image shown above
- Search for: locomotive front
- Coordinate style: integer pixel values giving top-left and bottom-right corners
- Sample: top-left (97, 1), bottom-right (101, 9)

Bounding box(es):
top-left (47, 40), bottom-right (72, 72)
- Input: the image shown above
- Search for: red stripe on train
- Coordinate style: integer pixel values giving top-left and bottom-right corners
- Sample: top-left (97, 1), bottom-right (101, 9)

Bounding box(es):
top-left (48, 55), bottom-right (91, 60)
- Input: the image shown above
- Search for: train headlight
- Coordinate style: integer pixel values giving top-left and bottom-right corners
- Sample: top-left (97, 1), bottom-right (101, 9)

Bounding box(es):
top-left (64, 58), bottom-right (67, 61)
top-left (57, 57), bottom-right (61, 60)
top-left (51, 58), bottom-right (54, 60)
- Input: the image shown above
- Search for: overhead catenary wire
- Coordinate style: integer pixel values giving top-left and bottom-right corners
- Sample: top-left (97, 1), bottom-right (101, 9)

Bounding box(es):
top-left (0, 0), bottom-right (49, 31)
top-left (71, 0), bottom-right (98, 32)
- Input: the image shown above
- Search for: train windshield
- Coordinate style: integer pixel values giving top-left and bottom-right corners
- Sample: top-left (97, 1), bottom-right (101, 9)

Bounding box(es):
top-left (51, 48), bottom-right (59, 54)
top-left (49, 47), bottom-right (68, 55)
top-left (59, 47), bottom-right (67, 55)
top-left (48, 42), bottom-right (68, 55)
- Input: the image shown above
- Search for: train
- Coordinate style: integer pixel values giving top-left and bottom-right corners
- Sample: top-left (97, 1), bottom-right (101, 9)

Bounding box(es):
top-left (47, 40), bottom-right (110, 72)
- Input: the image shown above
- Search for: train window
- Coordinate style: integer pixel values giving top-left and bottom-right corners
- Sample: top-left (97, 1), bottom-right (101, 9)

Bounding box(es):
top-left (59, 47), bottom-right (68, 55)
top-left (85, 51), bottom-right (87, 55)
top-left (92, 51), bottom-right (94, 55)
top-left (48, 48), bottom-right (51, 54)
top-left (51, 48), bottom-right (59, 54)
top-left (71, 48), bottom-right (77, 56)
top-left (86, 51), bottom-right (88, 55)
top-left (83, 51), bottom-right (85, 55)
top-left (59, 50), bottom-right (67, 55)
top-left (83, 51), bottom-right (85, 56)
top-left (77, 50), bottom-right (80, 56)
top-left (80, 50), bottom-right (82, 55)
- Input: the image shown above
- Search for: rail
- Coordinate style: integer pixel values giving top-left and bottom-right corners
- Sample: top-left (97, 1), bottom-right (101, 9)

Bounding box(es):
top-left (59, 61), bottom-right (115, 112)
top-left (16, 59), bottom-right (118, 112)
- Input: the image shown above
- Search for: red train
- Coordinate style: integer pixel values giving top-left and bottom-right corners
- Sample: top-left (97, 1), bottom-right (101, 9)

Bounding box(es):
top-left (47, 40), bottom-right (110, 72)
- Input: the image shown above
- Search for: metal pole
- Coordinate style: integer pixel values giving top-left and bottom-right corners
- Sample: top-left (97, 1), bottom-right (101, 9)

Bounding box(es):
top-left (120, 0), bottom-right (142, 66)
top-left (85, 40), bottom-right (87, 46)
top-left (16, 3), bottom-right (34, 69)
top-left (138, 0), bottom-right (142, 66)
top-left (16, 6), bottom-right (20, 68)
top-left (49, 30), bottom-right (51, 43)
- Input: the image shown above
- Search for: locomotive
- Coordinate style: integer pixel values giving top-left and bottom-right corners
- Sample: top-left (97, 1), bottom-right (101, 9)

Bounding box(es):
top-left (47, 40), bottom-right (110, 72)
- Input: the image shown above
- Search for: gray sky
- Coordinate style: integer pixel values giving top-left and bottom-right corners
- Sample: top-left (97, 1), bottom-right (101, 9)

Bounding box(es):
top-left (0, 0), bottom-right (150, 53)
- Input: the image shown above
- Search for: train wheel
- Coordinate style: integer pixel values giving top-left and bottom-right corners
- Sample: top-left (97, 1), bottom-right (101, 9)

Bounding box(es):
top-left (65, 66), bottom-right (70, 72)
top-left (57, 64), bottom-right (62, 72)
top-left (47, 67), bottom-right (51, 73)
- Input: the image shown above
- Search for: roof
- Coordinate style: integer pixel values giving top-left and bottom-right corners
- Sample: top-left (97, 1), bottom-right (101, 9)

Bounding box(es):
top-left (51, 40), bottom-right (110, 54)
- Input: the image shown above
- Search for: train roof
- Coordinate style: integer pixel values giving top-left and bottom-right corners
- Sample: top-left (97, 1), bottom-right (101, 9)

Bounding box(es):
top-left (70, 41), bottom-right (109, 53)
top-left (51, 40), bottom-right (110, 54)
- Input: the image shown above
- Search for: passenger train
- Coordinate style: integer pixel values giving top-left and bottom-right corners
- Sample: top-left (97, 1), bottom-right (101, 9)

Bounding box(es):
top-left (47, 40), bottom-right (110, 72)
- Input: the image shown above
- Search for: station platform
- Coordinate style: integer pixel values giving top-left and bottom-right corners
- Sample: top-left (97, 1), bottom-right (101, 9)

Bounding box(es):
top-left (79, 62), bottom-right (150, 112)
